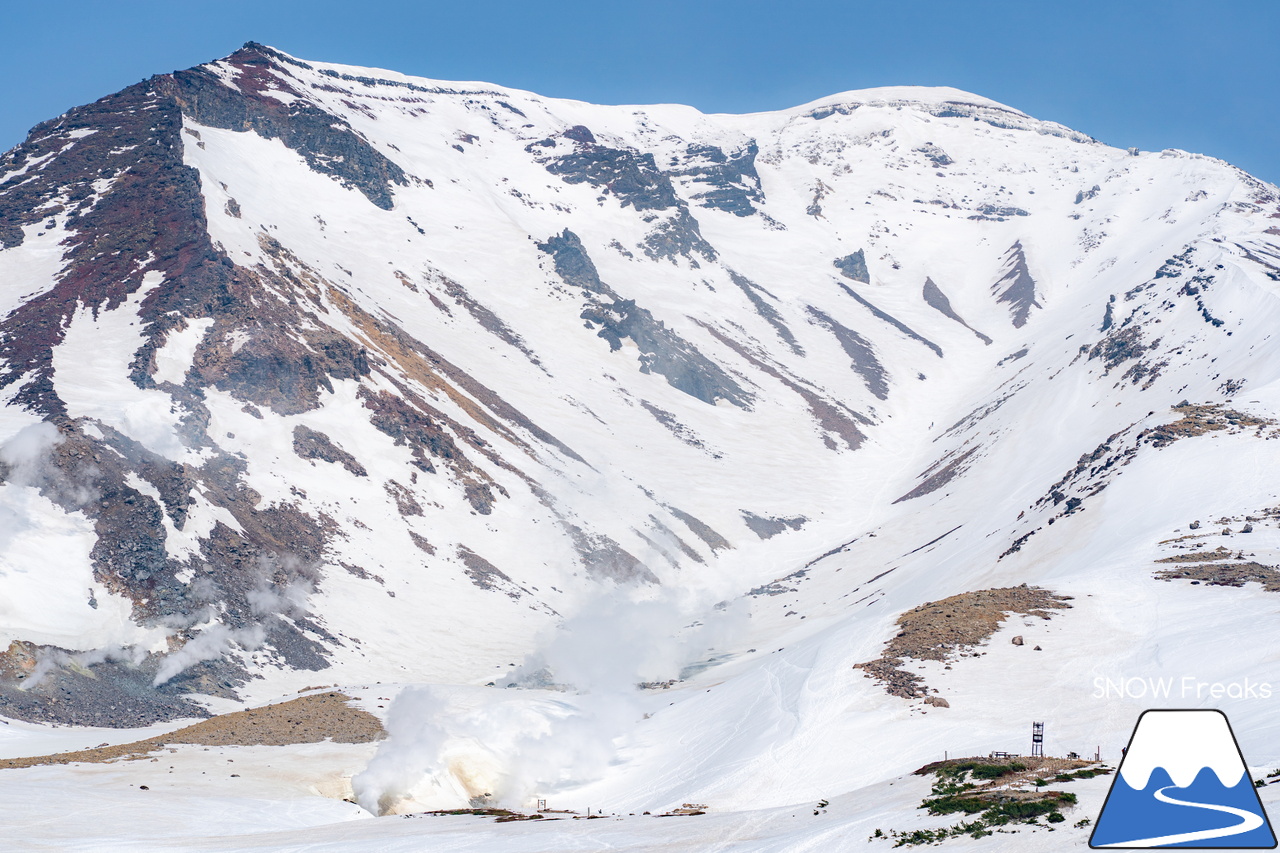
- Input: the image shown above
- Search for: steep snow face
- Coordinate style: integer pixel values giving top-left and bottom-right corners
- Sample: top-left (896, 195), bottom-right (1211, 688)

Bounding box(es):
top-left (0, 43), bottom-right (1279, 818)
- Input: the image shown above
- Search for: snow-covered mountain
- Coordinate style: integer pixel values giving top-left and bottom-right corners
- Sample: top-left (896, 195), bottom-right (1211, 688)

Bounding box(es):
top-left (3, 42), bottom-right (1280, 847)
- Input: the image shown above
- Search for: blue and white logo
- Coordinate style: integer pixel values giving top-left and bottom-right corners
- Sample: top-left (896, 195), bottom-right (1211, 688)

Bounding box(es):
top-left (1091, 709), bottom-right (1276, 848)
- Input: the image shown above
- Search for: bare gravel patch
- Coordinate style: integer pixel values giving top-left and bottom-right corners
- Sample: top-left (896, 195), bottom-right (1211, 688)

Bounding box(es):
top-left (0, 691), bottom-right (383, 771)
top-left (856, 585), bottom-right (1072, 700)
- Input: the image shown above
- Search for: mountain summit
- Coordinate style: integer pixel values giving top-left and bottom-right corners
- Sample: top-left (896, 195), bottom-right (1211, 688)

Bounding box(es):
top-left (1, 43), bottom-right (1279, 823)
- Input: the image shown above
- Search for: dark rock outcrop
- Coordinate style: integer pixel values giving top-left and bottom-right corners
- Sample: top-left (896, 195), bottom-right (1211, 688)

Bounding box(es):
top-left (669, 141), bottom-right (764, 216)
top-left (991, 241), bottom-right (1042, 328)
top-left (160, 43), bottom-right (408, 210)
top-left (292, 425), bottom-right (367, 476)
top-left (805, 307), bottom-right (889, 400)
top-left (741, 511), bottom-right (807, 539)
top-left (539, 230), bottom-right (751, 407)
top-left (833, 250), bottom-right (870, 284)
top-left (922, 278), bottom-right (992, 345)
top-left (545, 144), bottom-right (679, 211)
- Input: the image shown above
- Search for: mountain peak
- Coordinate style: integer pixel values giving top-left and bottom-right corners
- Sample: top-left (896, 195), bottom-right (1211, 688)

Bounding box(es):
top-left (792, 84), bottom-right (1023, 114)
top-left (2, 45), bottom-right (1280, 846)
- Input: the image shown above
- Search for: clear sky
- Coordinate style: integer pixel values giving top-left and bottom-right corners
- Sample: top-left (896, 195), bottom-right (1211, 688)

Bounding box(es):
top-left (2, 0), bottom-right (1276, 184)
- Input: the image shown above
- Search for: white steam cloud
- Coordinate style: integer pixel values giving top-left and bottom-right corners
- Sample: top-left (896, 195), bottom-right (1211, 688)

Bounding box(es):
top-left (247, 576), bottom-right (312, 619)
top-left (10, 566), bottom-right (313, 691)
top-left (0, 420), bottom-right (98, 509)
top-left (0, 422), bottom-right (86, 553)
top-left (151, 622), bottom-right (266, 687)
top-left (20, 644), bottom-right (146, 692)
top-left (0, 425), bottom-right (316, 692)
top-left (151, 556), bottom-right (315, 686)
top-left (353, 582), bottom-right (744, 815)
top-left (0, 424), bottom-right (60, 554)
top-left (0, 421), bottom-right (63, 486)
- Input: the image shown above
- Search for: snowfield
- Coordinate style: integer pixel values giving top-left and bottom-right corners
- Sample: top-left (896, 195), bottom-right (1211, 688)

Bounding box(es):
top-left (1, 42), bottom-right (1279, 850)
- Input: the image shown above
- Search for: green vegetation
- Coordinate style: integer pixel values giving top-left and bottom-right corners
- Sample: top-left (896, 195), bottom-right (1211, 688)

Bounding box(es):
top-left (939, 760), bottom-right (1026, 780)
top-left (1054, 767), bottom-right (1112, 783)
top-left (1062, 767), bottom-right (1110, 780)
top-left (880, 759), bottom-right (1099, 847)
top-left (926, 791), bottom-right (1075, 819)
top-left (886, 778), bottom-right (1079, 846)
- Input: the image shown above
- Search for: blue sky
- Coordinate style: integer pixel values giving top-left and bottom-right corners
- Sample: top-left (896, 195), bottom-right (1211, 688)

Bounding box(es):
top-left (2, 0), bottom-right (1276, 184)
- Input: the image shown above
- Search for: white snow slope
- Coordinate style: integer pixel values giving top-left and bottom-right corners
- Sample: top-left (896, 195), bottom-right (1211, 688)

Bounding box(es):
top-left (2, 42), bottom-right (1280, 850)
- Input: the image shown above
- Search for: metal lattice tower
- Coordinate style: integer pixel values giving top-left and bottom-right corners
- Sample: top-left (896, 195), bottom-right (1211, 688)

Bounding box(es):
top-left (1031, 722), bottom-right (1045, 758)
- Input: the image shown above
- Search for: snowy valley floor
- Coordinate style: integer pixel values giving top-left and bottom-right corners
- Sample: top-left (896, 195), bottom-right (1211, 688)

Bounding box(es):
top-left (3, 676), bottom-right (1279, 852)
top-left (1, 736), bottom-right (1275, 852)
top-left (0, 721), bottom-right (1106, 852)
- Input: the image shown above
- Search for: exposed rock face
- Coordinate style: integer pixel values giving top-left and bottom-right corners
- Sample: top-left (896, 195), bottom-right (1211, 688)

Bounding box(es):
top-left (833, 250), bottom-right (870, 284)
top-left (1075, 184), bottom-right (1101, 204)
top-left (894, 447), bottom-right (980, 504)
top-left (160, 43), bottom-right (409, 209)
top-left (805, 307), bottom-right (890, 400)
top-left (2, 43), bottom-right (1278, 733)
top-left (0, 49), bottom-right (416, 725)
top-left (292, 425), bottom-right (367, 477)
top-left (669, 141), bottom-right (764, 217)
top-left (837, 282), bottom-right (943, 358)
top-left (544, 141), bottom-right (680, 212)
top-left (991, 241), bottom-right (1042, 327)
top-left (973, 203), bottom-right (1030, 221)
top-left (741, 511), bottom-right (807, 539)
top-left (728, 270), bottom-right (803, 355)
top-left (914, 143), bottom-right (953, 168)
top-left (0, 649), bottom-right (215, 727)
top-left (538, 229), bottom-right (751, 407)
top-left (0, 81), bottom-right (201, 415)
top-left (922, 278), bottom-right (992, 345)
top-left (0, 46), bottom-right (534, 722)
top-left (457, 546), bottom-right (530, 599)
